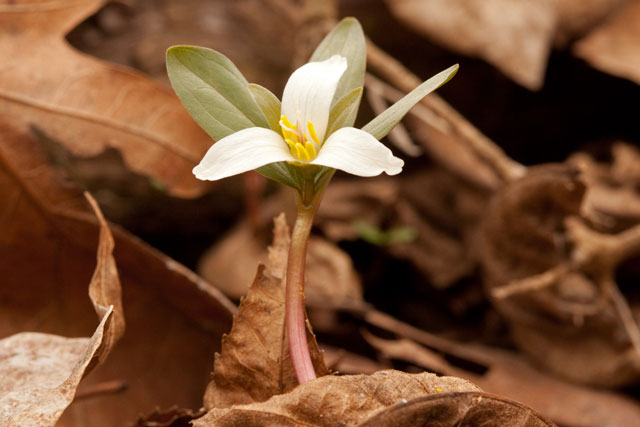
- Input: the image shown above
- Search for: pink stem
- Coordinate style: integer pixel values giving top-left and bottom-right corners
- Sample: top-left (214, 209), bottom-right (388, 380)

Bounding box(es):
top-left (285, 187), bottom-right (321, 384)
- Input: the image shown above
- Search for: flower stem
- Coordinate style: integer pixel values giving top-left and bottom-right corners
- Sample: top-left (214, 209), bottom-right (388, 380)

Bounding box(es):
top-left (286, 178), bottom-right (322, 384)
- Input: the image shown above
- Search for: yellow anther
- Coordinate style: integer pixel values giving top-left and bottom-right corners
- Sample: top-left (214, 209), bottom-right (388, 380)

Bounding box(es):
top-left (296, 143), bottom-right (310, 161)
top-left (305, 141), bottom-right (317, 159)
top-left (307, 121), bottom-right (321, 145)
top-left (280, 115), bottom-right (296, 132)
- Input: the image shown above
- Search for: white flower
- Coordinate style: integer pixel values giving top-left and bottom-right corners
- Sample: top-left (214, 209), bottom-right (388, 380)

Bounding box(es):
top-left (193, 55), bottom-right (404, 181)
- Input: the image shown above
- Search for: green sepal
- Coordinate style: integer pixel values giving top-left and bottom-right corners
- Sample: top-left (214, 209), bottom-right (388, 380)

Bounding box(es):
top-left (166, 46), bottom-right (269, 141)
top-left (326, 87), bottom-right (362, 137)
top-left (248, 83), bottom-right (282, 133)
top-left (361, 64), bottom-right (459, 140)
top-left (310, 17), bottom-right (366, 127)
top-left (257, 162), bottom-right (303, 191)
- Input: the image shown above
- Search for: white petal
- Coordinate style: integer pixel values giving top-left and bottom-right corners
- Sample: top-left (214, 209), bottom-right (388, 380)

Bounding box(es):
top-left (193, 127), bottom-right (295, 181)
top-left (281, 55), bottom-right (347, 143)
top-left (311, 127), bottom-right (404, 176)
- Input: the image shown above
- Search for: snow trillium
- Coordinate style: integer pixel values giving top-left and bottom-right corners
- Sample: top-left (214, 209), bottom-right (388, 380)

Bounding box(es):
top-left (192, 55), bottom-right (403, 182)
top-left (167, 16), bottom-right (457, 386)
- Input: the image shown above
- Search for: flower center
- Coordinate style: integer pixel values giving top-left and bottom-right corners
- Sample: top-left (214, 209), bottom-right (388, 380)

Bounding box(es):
top-left (280, 115), bottom-right (321, 162)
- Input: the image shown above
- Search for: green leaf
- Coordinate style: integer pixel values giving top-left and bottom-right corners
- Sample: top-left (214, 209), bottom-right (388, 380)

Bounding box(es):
top-left (326, 87), bottom-right (362, 137)
top-left (248, 83), bottom-right (282, 133)
top-left (353, 220), bottom-right (417, 246)
top-left (361, 64), bottom-right (459, 140)
top-left (310, 17), bottom-right (366, 127)
top-left (166, 46), bottom-right (269, 141)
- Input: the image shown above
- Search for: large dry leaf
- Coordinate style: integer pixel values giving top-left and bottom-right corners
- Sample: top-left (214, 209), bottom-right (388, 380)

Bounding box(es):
top-left (360, 392), bottom-right (553, 427)
top-left (0, 192), bottom-right (123, 426)
top-left (384, 0), bottom-right (557, 89)
top-left (365, 310), bottom-right (640, 427)
top-left (204, 214), bottom-right (328, 409)
top-left (197, 370), bottom-right (483, 426)
top-left (479, 164), bottom-right (640, 387)
top-left (0, 125), bottom-right (235, 426)
top-left (0, 0), bottom-right (212, 197)
top-left (574, 0), bottom-right (640, 85)
top-left (0, 310), bottom-right (113, 427)
top-left (384, 0), bottom-right (628, 90)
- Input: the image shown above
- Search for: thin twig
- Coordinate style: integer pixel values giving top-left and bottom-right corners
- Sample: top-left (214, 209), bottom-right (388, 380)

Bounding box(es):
top-left (491, 265), bottom-right (569, 300)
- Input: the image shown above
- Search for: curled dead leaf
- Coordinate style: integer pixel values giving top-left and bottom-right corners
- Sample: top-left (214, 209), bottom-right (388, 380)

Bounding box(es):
top-left (479, 164), bottom-right (640, 387)
top-left (361, 392), bottom-right (554, 427)
top-left (0, 125), bottom-right (234, 426)
top-left (196, 370), bottom-right (481, 427)
top-left (203, 214), bottom-right (328, 410)
top-left (0, 192), bottom-right (123, 427)
top-left (365, 310), bottom-right (640, 427)
top-left (0, 310), bottom-right (113, 427)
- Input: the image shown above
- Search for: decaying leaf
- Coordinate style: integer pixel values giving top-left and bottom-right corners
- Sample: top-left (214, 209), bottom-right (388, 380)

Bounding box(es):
top-left (365, 310), bottom-right (640, 427)
top-left (197, 370), bottom-right (481, 426)
top-left (384, 0), bottom-right (629, 90)
top-left (0, 125), bottom-right (235, 426)
top-left (0, 0), bottom-right (212, 197)
top-left (0, 192), bottom-right (123, 426)
top-left (0, 310), bottom-right (113, 427)
top-left (203, 214), bottom-right (328, 409)
top-left (384, 0), bottom-right (557, 89)
top-left (479, 163), bottom-right (640, 387)
top-left (361, 392), bottom-right (553, 427)
top-left (574, 0), bottom-right (640, 86)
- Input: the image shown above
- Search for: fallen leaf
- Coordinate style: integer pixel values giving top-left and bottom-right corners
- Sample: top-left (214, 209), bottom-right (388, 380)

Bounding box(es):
top-left (0, 124), bottom-right (235, 426)
top-left (203, 214), bottom-right (328, 410)
top-left (574, 0), bottom-right (640, 85)
top-left (0, 191), bottom-right (123, 426)
top-left (0, 0), bottom-right (213, 197)
top-left (196, 370), bottom-right (481, 426)
top-left (360, 392), bottom-right (553, 427)
top-left (132, 406), bottom-right (206, 427)
top-left (479, 164), bottom-right (640, 387)
top-left (384, 0), bottom-right (628, 90)
top-left (384, 0), bottom-right (557, 89)
top-left (0, 310), bottom-right (113, 427)
top-left (364, 303), bottom-right (640, 427)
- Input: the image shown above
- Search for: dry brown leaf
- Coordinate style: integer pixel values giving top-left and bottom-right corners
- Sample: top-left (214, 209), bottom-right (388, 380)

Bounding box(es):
top-left (0, 125), bottom-right (235, 426)
top-left (0, 0), bottom-right (212, 197)
top-left (384, 0), bottom-right (557, 89)
top-left (0, 310), bottom-right (113, 427)
top-left (0, 192), bottom-right (123, 426)
top-left (574, 0), bottom-right (640, 85)
top-left (360, 392), bottom-right (554, 427)
top-left (365, 310), bottom-right (640, 427)
top-left (203, 214), bottom-right (328, 410)
top-left (384, 0), bottom-right (628, 89)
top-left (196, 370), bottom-right (481, 427)
top-left (479, 164), bottom-right (640, 387)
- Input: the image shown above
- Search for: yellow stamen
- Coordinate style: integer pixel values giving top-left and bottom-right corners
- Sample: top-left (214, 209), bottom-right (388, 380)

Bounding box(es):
top-left (296, 143), bottom-right (311, 161)
top-left (280, 115), bottom-right (296, 132)
top-left (280, 114), bottom-right (321, 162)
top-left (307, 121), bottom-right (321, 145)
top-left (304, 141), bottom-right (317, 159)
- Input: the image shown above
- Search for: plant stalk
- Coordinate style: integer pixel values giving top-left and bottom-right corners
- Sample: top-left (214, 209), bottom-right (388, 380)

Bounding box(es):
top-left (286, 178), bottom-right (323, 384)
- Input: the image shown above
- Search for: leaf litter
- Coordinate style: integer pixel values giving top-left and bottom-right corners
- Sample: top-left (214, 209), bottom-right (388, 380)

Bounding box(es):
top-left (2, 0), bottom-right (640, 425)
